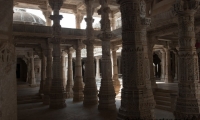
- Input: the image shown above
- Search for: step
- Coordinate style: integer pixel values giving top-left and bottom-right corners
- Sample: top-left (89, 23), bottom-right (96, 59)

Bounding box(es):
top-left (154, 96), bottom-right (171, 102)
top-left (17, 99), bottom-right (42, 104)
top-left (156, 100), bottom-right (171, 107)
top-left (154, 92), bottom-right (171, 97)
top-left (155, 88), bottom-right (176, 93)
top-left (155, 105), bottom-right (171, 112)
top-left (17, 95), bottom-right (41, 100)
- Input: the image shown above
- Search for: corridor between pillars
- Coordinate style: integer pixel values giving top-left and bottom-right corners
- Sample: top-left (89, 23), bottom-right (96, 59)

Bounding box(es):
top-left (173, 0), bottom-right (200, 119)
top-left (117, 0), bottom-right (155, 119)
top-left (83, 0), bottom-right (98, 106)
top-left (97, 0), bottom-right (116, 111)
top-left (48, 0), bottom-right (66, 109)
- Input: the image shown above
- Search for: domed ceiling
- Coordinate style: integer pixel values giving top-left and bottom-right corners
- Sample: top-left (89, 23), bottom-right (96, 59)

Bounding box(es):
top-left (13, 9), bottom-right (45, 26)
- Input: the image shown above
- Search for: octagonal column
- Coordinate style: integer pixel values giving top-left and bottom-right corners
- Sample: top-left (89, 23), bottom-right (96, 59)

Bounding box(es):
top-left (111, 46), bottom-right (120, 94)
top-left (95, 57), bottom-right (100, 79)
top-left (39, 51), bottom-right (46, 94)
top-left (117, 0), bottom-right (155, 119)
top-left (83, 0), bottom-right (98, 106)
top-left (97, 0), bottom-right (116, 111)
top-left (173, 0), bottom-right (200, 119)
top-left (73, 41), bottom-right (84, 102)
top-left (48, 0), bottom-right (66, 109)
top-left (43, 45), bottom-right (53, 105)
top-left (66, 47), bottom-right (74, 98)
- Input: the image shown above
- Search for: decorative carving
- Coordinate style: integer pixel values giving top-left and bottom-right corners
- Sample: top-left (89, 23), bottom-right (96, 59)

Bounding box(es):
top-left (117, 0), bottom-right (155, 119)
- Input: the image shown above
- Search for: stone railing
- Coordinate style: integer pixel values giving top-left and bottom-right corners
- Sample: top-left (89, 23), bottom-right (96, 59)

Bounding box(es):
top-left (13, 24), bottom-right (101, 39)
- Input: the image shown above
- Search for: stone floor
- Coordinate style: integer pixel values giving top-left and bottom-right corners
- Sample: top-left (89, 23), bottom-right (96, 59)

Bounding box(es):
top-left (17, 79), bottom-right (176, 120)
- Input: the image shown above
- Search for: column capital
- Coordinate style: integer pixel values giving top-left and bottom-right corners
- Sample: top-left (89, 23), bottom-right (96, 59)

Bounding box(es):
top-left (84, 0), bottom-right (95, 6)
top-left (48, 0), bottom-right (63, 10)
top-left (173, 0), bottom-right (199, 15)
top-left (111, 45), bottom-right (119, 51)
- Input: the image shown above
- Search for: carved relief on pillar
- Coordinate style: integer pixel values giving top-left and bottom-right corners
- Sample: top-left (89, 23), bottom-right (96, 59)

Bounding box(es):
top-left (173, 0), bottom-right (200, 119)
top-left (117, 0), bottom-right (155, 119)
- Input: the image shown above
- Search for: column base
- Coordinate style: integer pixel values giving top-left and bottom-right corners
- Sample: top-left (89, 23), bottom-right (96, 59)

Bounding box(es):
top-left (50, 93), bottom-right (66, 109)
top-left (73, 91), bottom-right (84, 102)
top-left (66, 91), bottom-right (73, 98)
top-left (43, 95), bottom-right (50, 105)
top-left (73, 76), bottom-right (84, 102)
top-left (83, 88), bottom-right (98, 106)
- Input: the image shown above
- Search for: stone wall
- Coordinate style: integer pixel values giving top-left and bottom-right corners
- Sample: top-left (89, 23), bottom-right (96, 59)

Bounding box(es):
top-left (0, 0), bottom-right (17, 120)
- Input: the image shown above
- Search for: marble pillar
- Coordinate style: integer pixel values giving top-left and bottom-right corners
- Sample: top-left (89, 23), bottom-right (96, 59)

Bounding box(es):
top-left (43, 45), bottom-right (53, 105)
top-left (110, 13), bottom-right (116, 31)
top-left (42, 10), bottom-right (52, 26)
top-left (61, 51), bottom-right (67, 89)
top-left (95, 57), bottom-right (101, 78)
top-left (149, 44), bottom-right (157, 89)
top-left (117, 0), bottom-right (155, 119)
top-left (39, 52), bottom-right (46, 94)
top-left (75, 10), bottom-right (83, 29)
top-left (66, 47), bottom-right (74, 98)
top-left (34, 58), bottom-right (41, 83)
top-left (160, 49), bottom-right (166, 82)
top-left (173, 0), bottom-right (200, 119)
top-left (73, 41), bottom-right (84, 102)
top-left (49, 0), bottom-right (66, 109)
top-left (97, 0), bottom-right (116, 111)
top-left (0, 0), bottom-right (17, 119)
top-left (111, 46), bottom-right (120, 94)
top-left (164, 47), bottom-right (173, 83)
top-left (27, 51), bottom-right (36, 86)
top-left (83, 0), bottom-right (98, 106)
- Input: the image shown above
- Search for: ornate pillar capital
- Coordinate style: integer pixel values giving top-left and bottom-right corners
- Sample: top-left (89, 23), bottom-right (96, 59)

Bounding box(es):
top-left (173, 0), bottom-right (199, 15)
top-left (48, 0), bottom-right (63, 11)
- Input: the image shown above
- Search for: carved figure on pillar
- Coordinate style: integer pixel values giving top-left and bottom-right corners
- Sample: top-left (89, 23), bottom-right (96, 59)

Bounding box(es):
top-left (83, 0), bottom-right (98, 106)
top-left (117, 0), bottom-right (155, 119)
top-left (173, 0), bottom-right (200, 119)
top-left (73, 40), bottom-right (84, 102)
top-left (97, 0), bottom-right (116, 111)
top-left (48, 0), bottom-right (66, 109)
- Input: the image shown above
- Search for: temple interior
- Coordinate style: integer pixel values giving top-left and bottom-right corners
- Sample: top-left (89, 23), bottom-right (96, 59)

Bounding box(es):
top-left (1, 0), bottom-right (200, 120)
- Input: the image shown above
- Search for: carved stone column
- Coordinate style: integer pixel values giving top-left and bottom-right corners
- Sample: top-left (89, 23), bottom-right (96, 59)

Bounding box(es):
top-left (66, 47), bottom-right (74, 98)
top-left (39, 51), bottom-right (46, 94)
top-left (95, 57), bottom-right (100, 78)
top-left (173, 0), bottom-right (200, 119)
top-left (111, 46), bottom-right (120, 94)
top-left (110, 13), bottom-right (116, 31)
top-left (149, 43), bottom-right (157, 89)
top-left (27, 51), bottom-right (36, 86)
top-left (43, 44), bottom-right (53, 105)
top-left (97, 0), bottom-right (116, 111)
top-left (117, 0), bottom-right (155, 119)
top-left (49, 0), bottom-right (66, 109)
top-left (75, 10), bottom-right (84, 29)
top-left (83, 0), bottom-right (98, 106)
top-left (73, 41), bottom-right (84, 102)
top-left (0, 0), bottom-right (17, 119)
top-left (164, 47), bottom-right (173, 83)
top-left (42, 9), bottom-right (52, 26)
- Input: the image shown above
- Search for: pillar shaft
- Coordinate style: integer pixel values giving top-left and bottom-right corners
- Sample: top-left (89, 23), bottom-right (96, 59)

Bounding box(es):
top-left (75, 11), bottom-right (83, 29)
top-left (95, 57), bottom-right (100, 78)
top-left (48, 0), bottom-right (66, 109)
top-left (83, 0), bottom-right (98, 106)
top-left (117, 0), bottom-right (155, 119)
top-left (165, 48), bottom-right (173, 83)
top-left (66, 48), bottom-right (73, 98)
top-left (73, 43), bottom-right (84, 102)
top-left (112, 46), bottom-right (121, 94)
top-left (39, 52), bottom-right (46, 94)
top-left (97, 0), bottom-right (116, 111)
top-left (173, 1), bottom-right (200, 119)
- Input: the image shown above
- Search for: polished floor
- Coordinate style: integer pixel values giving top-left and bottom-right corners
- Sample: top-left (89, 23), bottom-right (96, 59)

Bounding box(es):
top-left (17, 79), bottom-right (176, 120)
